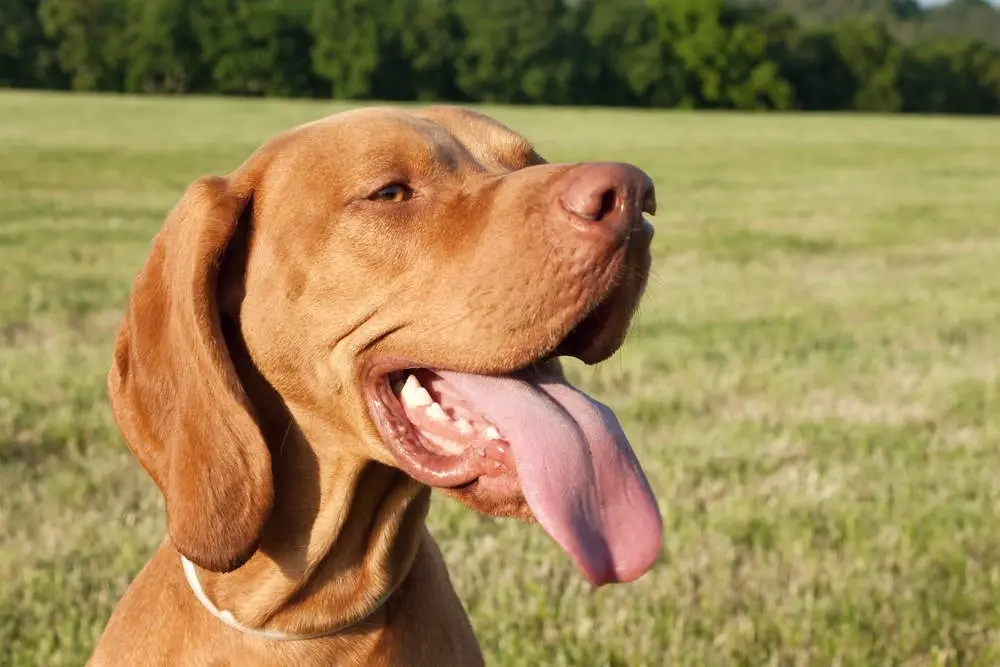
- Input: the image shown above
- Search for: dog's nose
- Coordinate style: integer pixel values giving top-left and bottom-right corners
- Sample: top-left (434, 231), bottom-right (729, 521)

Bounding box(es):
top-left (559, 162), bottom-right (656, 242)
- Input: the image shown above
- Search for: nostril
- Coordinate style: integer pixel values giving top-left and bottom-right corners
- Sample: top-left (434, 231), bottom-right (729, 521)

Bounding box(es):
top-left (641, 186), bottom-right (657, 216)
top-left (560, 163), bottom-right (652, 234)
top-left (562, 183), bottom-right (620, 222)
top-left (595, 188), bottom-right (618, 222)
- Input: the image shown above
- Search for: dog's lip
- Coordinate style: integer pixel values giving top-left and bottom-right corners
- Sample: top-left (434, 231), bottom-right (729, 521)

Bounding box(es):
top-left (363, 360), bottom-right (519, 488)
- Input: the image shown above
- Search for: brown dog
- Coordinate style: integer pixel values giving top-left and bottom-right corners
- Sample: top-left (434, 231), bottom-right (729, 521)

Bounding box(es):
top-left (88, 106), bottom-right (662, 666)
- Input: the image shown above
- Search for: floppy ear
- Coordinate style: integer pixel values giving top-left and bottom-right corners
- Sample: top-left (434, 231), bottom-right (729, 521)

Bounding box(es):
top-left (108, 174), bottom-right (273, 573)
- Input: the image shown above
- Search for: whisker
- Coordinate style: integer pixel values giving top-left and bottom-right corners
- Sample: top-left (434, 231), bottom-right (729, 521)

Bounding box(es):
top-left (645, 267), bottom-right (667, 288)
top-left (278, 419), bottom-right (294, 457)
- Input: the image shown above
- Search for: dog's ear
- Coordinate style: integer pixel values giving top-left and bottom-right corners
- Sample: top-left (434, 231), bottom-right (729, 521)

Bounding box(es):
top-left (108, 174), bottom-right (272, 573)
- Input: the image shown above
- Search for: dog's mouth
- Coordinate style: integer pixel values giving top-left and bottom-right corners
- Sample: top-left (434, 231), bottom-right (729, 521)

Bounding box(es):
top-left (364, 297), bottom-right (663, 587)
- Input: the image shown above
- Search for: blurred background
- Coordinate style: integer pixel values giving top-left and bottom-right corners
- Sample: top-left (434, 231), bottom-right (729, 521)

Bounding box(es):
top-left (1, 0), bottom-right (999, 113)
top-left (1, 1), bottom-right (999, 667)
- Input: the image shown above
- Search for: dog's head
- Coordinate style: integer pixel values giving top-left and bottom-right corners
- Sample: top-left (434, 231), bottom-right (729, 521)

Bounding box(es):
top-left (109, 106), bottom-right (662, 586)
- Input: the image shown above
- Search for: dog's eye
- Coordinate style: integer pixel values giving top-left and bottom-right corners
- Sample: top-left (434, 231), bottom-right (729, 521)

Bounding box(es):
top-left (369, 183), bottom-right (413, 203)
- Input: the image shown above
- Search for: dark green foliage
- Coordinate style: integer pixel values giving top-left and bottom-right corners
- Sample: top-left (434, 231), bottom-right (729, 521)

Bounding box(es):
top-left (375, 0), bottom-right (465, 102)
top-left (0, 0), bottom-right (64, 88)
top-left (2, 0), bottom-right (999, 114)
top-left (648, 0), bottom-right (795, 110)
top-left (193, 0), bottom-right (321, 97)
top-left (309, 0), bottom-right (378, 99)
top-left (451, 0), bottom-right (580, 104)
top-left (774, 25), bottom-right (860, 110)
top-left (832, 17), bottom-right (904, 112)
top-left (899, 37), bottom-right (1000, 114)
top-left (309, 0), bottom-right (462, 101)
top-left (572, 0), bottom-right (688, 107)
top-left (122, 0), bottom-right (206, 94)
top-left (37, 0), bottom-right (128, 91)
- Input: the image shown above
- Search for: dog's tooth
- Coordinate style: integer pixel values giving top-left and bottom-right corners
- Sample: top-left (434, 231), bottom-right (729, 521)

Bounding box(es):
top-left (391, 377), bottom-right (405, 394)
top-left (411, 387), bottom-right (433, 406)
top-left (426, 402), bottom-right (449, 422)
top-left (400, 375), bottom-right (432, 407)
top-left (454, 419), bottom-right (474, 435)
top-left (484, 426), bottom-right (503, 441)
top-left (400, 374), bottom-right (421, 395)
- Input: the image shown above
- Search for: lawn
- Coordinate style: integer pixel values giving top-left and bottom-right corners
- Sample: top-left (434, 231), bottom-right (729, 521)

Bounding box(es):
top-left (1, 91), bottom-right (999, 667)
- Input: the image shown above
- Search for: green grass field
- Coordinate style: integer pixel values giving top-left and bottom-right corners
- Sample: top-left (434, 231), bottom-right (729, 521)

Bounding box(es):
top-left (2, 90), bottom-right (999, 667)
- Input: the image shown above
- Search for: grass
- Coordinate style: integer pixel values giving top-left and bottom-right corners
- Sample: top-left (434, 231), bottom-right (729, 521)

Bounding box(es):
top-left (1, 90), bottom-right (999, 667)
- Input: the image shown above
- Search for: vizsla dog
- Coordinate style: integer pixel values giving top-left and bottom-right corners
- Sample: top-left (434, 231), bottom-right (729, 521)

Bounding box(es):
top-left (88, 106), bottom-right (662, 666)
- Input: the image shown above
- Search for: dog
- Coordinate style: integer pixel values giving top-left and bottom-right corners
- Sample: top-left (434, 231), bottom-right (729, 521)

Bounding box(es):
top-left (87, 105), bottom-right (662, 666)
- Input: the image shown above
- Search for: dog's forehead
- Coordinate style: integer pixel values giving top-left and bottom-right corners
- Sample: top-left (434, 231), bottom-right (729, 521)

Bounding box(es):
top-left (286, 106), bottom-right (536, 173)
top-left (411, 106), bottom-right (537, 169)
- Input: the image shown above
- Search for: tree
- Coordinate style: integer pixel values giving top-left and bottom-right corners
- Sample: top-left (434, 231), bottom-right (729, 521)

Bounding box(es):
top-left (920, 0), bottom-right (1000, 48)
top-left (193, 0), bottom-right (320, 97)
top-left (121, 0), bottom-right (206, 94)
top-left (451, 0), bottom-right (578, 104)
top-left (38, 0), bottom-right (128, 91)
top-left (736, 0), bottom-right (923, 30)
top-left (577, 0), bottom-right (683, 107)
top-left (310, 0), bottom-right (463, 102)
top-left (899, 37), bottom-right (1000, 114)
top-left (649, 0), bottom-right (794, 110)
top-left (780, 27), bottom-right (858, 110)
top-left (832, 17), bottom-right (903, 111)
top-left (0, 0), bottom-right (64, 88)
top-left (4, 0), bottom-right (1000, 115)
top-left (309, 0), bottom-right (378, 99)
top-left (384, 0), bottom-right (464, 102)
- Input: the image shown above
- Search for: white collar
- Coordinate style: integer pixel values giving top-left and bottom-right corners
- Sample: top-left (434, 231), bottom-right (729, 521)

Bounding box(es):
top-left (181, 555), bottom-right (393, 641)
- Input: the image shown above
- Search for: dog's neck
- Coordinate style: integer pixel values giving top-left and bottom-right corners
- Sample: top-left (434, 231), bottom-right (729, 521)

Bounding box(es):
top-left (191, 419), bottom-right (431, 636)
top-left (188, 320), bottom-right (432, 637)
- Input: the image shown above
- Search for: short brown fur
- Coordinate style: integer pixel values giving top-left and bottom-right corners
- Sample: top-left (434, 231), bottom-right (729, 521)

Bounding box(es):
top-left (89, 106), bottom-right (654, 666)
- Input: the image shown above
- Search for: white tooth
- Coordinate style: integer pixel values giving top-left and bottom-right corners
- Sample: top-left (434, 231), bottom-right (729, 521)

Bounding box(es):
top-left (455, 419), bottom-right (474, 435)
top-left (426, 402), bottom-right (449, 422)
top-left (424, 432), bottom-right (465, 455)
top-left (484, 426), bottom-right (502, 441)
top-left (400, 375), bottom-right (432, 407)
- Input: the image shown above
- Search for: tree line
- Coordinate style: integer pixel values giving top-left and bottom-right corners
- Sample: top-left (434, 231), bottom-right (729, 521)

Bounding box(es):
top-left (1, 0), bottom-right (999, 114)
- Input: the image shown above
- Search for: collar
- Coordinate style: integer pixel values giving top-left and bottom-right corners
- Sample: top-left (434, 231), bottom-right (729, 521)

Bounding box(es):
top-left (181, 555), bottom-right (394, 641)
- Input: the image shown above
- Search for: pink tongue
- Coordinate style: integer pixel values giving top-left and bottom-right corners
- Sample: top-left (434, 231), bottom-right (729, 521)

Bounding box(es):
top-left (436, 369), bottom-right (663, 586)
